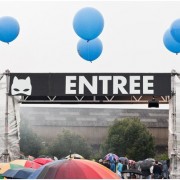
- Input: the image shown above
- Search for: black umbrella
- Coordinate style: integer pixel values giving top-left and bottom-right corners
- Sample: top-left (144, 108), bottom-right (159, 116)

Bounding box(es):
top-left (135, 160), bottom-right (143, 169)
top-left (122, 169), bottom-right (143, 175)
top-left (2, 168), bottom-right (35, 179)
top-left (140, 159), bottom-right (153, 170)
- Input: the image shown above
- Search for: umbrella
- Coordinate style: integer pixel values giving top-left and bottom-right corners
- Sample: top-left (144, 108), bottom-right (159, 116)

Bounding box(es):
top-left (145, 158), bottom-right (155, 164)
top-left (119, 157), bottom-right (129, 164)
top-left (11, 159), bottom-right (42, 169)
top-left (104, 153), bottom-right (119, 162)
top-left (140, 159), bottom-right (153, 170)
top-left (0, 163), bottom-right (8, 179)
top-left (65, 153), bottom-right (84, 159)
top-left (2, 168), bottom-right (35, 179)
top-left (135, 160), bottom-right (143, 169)
top-left (129, 159), bottom-right (136, 164)
top-left (122, 169), bottom-right (143, 175)
top-left (0, 159), bottom-right (41, 175)
top-left (28, 159), bottom-right (120, 179)
top-left (33, 158), bottom-right (53, 165)
top-left (0, 161), bottom-right (23, 175)
top-left (0, 163), bottom-right (8, 169)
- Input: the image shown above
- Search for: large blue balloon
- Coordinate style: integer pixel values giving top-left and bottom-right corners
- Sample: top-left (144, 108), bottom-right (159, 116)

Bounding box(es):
top-left (163, 29), bottom-right (180, 54)
top-left (0, 16), bottom-right (20, 43)
top-left (73, 7), bottom-right (104, 41)
top-left (170, 19), bottom-right (180, 43)
top-left (77, 38), bottom-right (103, 61)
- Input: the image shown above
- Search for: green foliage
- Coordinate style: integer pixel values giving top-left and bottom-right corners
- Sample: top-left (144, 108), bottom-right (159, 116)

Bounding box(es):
top-left (101, 117), bottom-right (155, 161)
top-left (19, 121), bottom-right (43, 157)
top-left (48, 130), bottom-right (92, 159)
top-left (155, 153), bottom-right (169, 161)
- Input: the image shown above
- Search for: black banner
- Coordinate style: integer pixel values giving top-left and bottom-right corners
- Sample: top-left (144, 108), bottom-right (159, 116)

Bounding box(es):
top-left (9, 73), bottom-right (171, 96)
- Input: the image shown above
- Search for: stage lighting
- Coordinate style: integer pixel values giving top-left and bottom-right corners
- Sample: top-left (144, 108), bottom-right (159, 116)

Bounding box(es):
top-left (148, 97), bottom-right (159, 108)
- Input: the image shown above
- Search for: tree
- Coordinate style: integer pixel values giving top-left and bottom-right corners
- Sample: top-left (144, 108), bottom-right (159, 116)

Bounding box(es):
top-left (19, 121), bottom-right (43, 157)
top-left (48, 130), bottom-right (92, 159)
top-left (101, 117), bottom-right (155, 161)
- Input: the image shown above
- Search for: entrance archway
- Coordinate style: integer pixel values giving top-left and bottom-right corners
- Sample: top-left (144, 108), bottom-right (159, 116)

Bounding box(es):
top-left (0, 70), bottom-right (179, 178)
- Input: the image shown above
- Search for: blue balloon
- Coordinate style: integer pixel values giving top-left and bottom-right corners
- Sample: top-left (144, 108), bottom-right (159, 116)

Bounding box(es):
top-left (77, 38), bottom-right (103, 61)
top-left (0, 16), bottom-right (20, 43)
top-left (73, 7), bottom-right (104, 41)
top-left (163, 29), bottom-right (180, 54)
top-left (170, 19), bottom-right (180, 43)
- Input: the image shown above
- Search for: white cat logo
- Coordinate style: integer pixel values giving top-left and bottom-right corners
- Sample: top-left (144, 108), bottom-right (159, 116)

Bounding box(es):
top-left (11, 76), bottom-right (32, 95)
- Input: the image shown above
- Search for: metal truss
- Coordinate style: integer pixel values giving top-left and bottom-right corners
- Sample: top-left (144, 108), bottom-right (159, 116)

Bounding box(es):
top-left (20, 95), bottom-right (170, 104)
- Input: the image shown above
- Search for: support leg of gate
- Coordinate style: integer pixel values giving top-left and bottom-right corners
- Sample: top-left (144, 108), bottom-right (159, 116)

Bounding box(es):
top-left (169, 70), bottom-right (178, 178)
top-left (3, 69), bottom-right (10, 162)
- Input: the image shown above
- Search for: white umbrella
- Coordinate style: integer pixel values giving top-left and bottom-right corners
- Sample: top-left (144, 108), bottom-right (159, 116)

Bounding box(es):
top-left (65, 153), bottom-right (84, 159)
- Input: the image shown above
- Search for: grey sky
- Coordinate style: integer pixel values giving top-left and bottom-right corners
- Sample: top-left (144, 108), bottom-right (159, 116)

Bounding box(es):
top-left (0, 0), bottom-right (180, 74)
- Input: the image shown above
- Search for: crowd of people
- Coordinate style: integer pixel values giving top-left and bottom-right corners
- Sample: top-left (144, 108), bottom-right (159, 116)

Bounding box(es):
top-left (98, 157), bottom-right (170, 179)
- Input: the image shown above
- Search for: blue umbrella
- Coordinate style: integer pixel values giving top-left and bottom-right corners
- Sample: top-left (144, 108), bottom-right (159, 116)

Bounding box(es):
top-left (28, 165), bottom-right (46, 179)
top-left (2, 168), bottom-right (35, 179)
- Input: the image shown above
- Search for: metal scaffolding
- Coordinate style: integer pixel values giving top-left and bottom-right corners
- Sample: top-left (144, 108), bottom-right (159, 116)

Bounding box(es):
top-left (169, 70), bottom-right (180, 179)
top-left (19, 95), bottom-right (170, 104)
top-left (0, 70), bottom-right (20, 162)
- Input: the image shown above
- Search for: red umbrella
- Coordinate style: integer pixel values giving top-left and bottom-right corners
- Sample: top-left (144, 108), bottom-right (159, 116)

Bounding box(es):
top-left (24, 160), bottom-right (42, 169)
top-left (29, 159), bottom-right (120, 179)
top-left (33, 158), bottom-right (53, 165)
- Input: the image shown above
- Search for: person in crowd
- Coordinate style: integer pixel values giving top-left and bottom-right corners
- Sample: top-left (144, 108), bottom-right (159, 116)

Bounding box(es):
top-left (162, 159), bottom-right (170, 179)
top-left (130, 173), bottom-right (137, 179)
top-left (116, 159), bottom-right (123, 178)
top-left (103, 160), bottom-right (110, 169)
top-left (122, 159), bottom-right (128, 171)
top-left (152, 160), bottom-right (162, 179)
top-left (141, 167), bottom-right (152, 179)
top-left (110, 158), bottom-right (116, 173)
top-left (129, 160), bottom-right (136, 170)
top-left (122, 160), bottom-right (130, 179)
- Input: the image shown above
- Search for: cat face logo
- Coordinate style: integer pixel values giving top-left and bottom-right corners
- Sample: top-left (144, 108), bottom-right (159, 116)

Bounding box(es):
top-left (11, 76), bottom-right (32, 96)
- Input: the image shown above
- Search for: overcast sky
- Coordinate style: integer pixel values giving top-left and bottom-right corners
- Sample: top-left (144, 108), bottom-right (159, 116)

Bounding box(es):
top-left (0, 0), bottom-right (180, 74)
